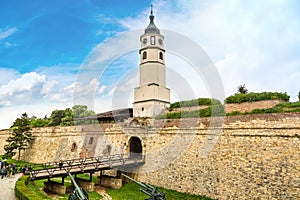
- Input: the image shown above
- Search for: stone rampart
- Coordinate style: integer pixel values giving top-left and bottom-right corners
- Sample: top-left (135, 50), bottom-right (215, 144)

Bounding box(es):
top-left (225, 99), bottom-right (284, 113)
top-left (0, 112), bottom-right (299, 199)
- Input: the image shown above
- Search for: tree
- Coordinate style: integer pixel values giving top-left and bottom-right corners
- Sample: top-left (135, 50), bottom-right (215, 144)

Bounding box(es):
top-left (30, 115), bottom-right (50, 127)
top-left (72, 105), bottom-right (95, 118)
top-left (237, 84), bottom-right (248, 94)
top-left (61, 108), bottom-right (74, 126)
top-left (4, 113), bottom-right (33, 161)
top-left (48, 109), bottom-right (67, 126)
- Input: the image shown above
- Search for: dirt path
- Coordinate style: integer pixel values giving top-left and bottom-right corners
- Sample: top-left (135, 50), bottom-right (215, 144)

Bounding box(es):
top-left (0, 173), bottom-right (22, 200)
top-left (94, 185), bottom-right (113, 200)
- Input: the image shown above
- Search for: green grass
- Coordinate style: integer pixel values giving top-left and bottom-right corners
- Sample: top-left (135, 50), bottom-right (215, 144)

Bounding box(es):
top-left (30, 174), bottom-right (103, 199)
top-left (227, 101), bottom-right (300, 116)
top-left (107, 182), bottom-right (213, 200)
top-left (55, 191), bottom-right (103, 200)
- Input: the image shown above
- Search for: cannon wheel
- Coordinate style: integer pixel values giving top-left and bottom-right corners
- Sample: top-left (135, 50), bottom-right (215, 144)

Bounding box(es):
top-left (83, 189), bottom-right (89, 199)
top-left (69, 193), bottom-right (76, 200)
top-left (74, 188), bottom-right (89, 200)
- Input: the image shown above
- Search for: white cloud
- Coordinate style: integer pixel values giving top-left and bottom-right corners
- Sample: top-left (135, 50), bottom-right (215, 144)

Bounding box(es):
top-left (0, 27), bottom-right (18, 41)
top-left (0, 68), bottom-right (20, 85)
top-left (0, 72), bottom-right (58, 106)
top-left (4, 42), bottom-right (16, 48)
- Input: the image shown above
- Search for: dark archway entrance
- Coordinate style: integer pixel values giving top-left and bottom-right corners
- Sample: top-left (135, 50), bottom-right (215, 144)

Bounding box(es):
top-left (129, 137), bottom-right (142, 159)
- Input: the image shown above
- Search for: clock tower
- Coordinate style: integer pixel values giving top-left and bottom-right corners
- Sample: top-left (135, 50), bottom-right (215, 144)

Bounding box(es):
top-left (133, 7), bottom-right (170, 117)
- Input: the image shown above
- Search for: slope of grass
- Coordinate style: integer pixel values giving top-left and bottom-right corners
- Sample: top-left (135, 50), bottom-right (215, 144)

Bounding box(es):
top-left (107, 182), bottom-right (213, 200)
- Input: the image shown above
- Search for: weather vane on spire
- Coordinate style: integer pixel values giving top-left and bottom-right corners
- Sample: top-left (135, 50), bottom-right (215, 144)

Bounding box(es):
top-left (151, 4), bottom-right (153, 15)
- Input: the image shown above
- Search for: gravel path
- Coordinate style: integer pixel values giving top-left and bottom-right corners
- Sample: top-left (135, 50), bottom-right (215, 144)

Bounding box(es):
top-left (0, 173), bottom-right (22, 200)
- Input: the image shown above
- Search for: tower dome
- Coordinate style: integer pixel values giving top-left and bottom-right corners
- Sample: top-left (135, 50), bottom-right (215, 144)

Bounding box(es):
top-left (144, 6), bottom-right (160, 34)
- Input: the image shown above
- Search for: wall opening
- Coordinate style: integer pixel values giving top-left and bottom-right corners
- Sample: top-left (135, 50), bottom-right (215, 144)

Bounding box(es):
top-left (89, 137), bottom-right (94, 144)
top-left (71, 142), bottom-right (77, 152)
top-left (129, 136), bottom-right (142, 159)
top-left (143, 51), bottom-right (147, 59)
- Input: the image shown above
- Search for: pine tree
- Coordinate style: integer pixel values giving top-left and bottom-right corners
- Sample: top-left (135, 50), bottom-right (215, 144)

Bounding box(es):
top-left (4, 113), bottom-right (33, 161)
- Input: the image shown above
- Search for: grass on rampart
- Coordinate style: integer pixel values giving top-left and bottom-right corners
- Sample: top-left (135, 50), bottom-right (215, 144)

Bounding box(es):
top-left (107, 182), bottom-right (214, 200)
top-left (21, 174), bottom-right (103, 200)
top-left (227, 101), bottom-right (300, 116)
top-left (17, 174), bottom-right (212, 200)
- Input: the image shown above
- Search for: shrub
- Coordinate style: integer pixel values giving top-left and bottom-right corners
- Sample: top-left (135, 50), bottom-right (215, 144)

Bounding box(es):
top-left (15, 176), bottom-right (51, 200)
top-left (157, 104), bottom-right (225, 119)
top-left (225, 92), bottom-right (290, 104)
top-left (169, 98), bottom-right (222, 109)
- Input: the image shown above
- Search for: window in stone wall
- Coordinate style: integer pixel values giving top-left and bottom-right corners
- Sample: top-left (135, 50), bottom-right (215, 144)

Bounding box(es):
top-left (159, 52), bottom-right (163, 60)
top-left (89, 137), bottom-right (94, 144)
top-left (143, 51), bottom-right (147, 59)
top-left (71, 142), bottom-right (77, 152)
top-left (107, 144), bottom-right (111, 154)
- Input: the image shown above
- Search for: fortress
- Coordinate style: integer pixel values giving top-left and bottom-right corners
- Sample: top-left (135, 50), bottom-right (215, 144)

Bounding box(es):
top-left (0, 111), bottom-right (299, 199)
top-left (0, 8), bottom-right (299, 200)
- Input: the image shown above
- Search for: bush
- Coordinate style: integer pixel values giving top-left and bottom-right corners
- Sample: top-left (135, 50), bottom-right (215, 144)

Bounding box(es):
top-left (157, 104), bottom-right (225, 119)
top-left (169, 98), bottom-right (222, 109)
top-left (15, 176), bottom-right (51, 200)
top-left (225, 92), bottom-right (290, 104)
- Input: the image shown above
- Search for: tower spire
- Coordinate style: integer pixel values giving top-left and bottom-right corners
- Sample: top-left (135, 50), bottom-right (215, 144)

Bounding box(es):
top-left (149, 4), bottom-right (154, 23)
top-left (145, 4), bottom-right (160, 34)
top-left (151, 4), bottom-right (153, 15)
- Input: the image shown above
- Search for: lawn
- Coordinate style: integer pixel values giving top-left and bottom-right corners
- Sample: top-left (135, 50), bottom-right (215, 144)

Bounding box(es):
top-left (2, 155), bottom-right (212, 200)
top-left (107, 182), bottom-right (214, 200)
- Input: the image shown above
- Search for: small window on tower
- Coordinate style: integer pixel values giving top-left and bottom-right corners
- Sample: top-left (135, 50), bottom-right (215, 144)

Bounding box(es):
top-left (150, 36), bottom-right (155, 45)
top-left (159, 52), bottom-right (163, 60)
top-left (143, 51), bottom-right (147, 59)
top-left (142, 107), bottom-right (144, 111)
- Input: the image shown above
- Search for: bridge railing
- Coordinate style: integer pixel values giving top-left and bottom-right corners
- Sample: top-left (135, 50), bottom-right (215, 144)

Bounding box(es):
top-left (30, 153), bottom-right (145, 180)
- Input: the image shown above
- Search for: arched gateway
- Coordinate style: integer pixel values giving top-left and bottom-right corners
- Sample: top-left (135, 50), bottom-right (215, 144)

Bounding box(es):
top-left (129, 136), bottom-right (143, 159)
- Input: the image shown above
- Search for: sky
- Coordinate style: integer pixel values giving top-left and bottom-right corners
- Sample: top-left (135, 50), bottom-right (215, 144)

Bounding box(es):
top-left (0, 0), bottom-right (300, 129)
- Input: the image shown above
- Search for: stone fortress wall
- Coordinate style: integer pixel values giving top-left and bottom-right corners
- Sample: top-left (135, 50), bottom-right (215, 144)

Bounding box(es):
top-left (0, 102), bottom-right (299, 199)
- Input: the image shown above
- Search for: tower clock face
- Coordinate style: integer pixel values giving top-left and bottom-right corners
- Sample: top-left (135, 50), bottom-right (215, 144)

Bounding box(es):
top-left (143, 38), bottom-right (147, 45)
top-left (159, 38), bottom-right (163, 45)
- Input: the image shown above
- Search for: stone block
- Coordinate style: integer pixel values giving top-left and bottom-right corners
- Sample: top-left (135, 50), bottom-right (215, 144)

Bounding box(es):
top-left (98, 176), bottom-right (122, 189)
top-left (44, 180), bottom-right (66, 195)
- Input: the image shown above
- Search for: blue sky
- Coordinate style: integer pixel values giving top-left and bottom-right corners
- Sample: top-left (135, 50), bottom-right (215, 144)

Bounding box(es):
top-left (1, 0), bottom-right (300, 129)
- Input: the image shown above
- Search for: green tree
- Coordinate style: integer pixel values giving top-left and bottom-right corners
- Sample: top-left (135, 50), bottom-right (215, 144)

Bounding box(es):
top-left (72, 105), bottom-right (95, 118)
top-left (237, 84), bottom-right (248, 94)
top-left (61, 108), bottom-right (74, 126)
top-left (4, 113), bottom-right (33, 161)
top-left (48, 109), bottom-right (67, 126)
top-left (30, 115), bottom-right (50, 127)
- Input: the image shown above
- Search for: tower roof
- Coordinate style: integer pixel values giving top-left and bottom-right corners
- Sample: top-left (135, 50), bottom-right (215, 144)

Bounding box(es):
top-left (144, 5), bottom-right (160, 34)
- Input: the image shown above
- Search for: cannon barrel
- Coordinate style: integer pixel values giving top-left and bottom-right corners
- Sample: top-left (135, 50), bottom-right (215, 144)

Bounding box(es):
top-left (68, 173), bottom-right (88, 200)
top-left (121, 173), bottom-right (166, 200)
top-left (122, 173), bottom-right (154, 190)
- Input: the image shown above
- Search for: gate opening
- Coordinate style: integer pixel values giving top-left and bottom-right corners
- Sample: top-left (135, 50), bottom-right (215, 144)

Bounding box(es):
top-left (129, 136), bottom-right (142, 159)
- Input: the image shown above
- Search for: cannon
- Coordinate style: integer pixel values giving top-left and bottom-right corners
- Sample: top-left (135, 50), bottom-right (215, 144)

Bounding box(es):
top-left (68, 173), bottom-right (89, 200)
top-left (122, 173), bottom-right (166, 200)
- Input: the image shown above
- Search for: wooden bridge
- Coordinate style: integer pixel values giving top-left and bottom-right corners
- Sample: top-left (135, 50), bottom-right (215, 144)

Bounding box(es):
top-left (30, 154), bottom-right (145, 181)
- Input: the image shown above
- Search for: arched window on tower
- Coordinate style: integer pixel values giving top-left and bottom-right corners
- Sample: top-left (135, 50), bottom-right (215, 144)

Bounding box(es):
top-left (159, 52), bottom-right (163, 60)
top-left (143, 51), bottom-right (147, 59)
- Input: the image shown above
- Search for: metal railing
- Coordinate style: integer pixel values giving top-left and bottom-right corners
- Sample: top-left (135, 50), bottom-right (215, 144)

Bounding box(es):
top-left (30, 153), bottom-right (145, 180)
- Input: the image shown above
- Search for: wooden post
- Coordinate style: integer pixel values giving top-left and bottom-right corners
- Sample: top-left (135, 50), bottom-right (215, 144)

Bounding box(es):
top-left (90, 172), bottom-right (93, 182)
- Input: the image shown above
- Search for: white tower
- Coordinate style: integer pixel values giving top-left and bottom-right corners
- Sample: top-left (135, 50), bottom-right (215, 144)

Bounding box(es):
top-left (133, 7), bottom-right (170, 118)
